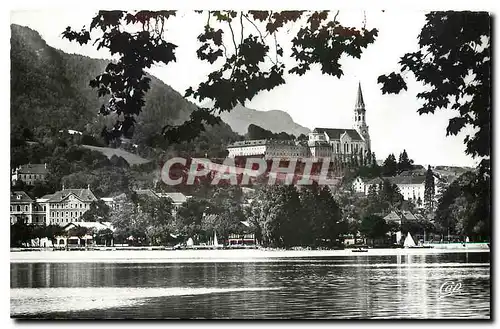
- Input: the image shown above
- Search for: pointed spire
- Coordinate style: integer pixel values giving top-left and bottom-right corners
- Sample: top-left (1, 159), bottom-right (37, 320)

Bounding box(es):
top-left (355, 82), bottom-right (365, 110)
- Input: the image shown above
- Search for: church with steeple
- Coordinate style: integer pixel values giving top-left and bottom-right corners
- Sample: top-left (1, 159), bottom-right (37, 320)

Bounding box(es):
top-left (307, 82), bottom-right (371, 161)
top-left (227, 84), bottom-right (371, 161)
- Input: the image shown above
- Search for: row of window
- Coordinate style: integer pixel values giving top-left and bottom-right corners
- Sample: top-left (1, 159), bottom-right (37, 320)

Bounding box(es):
top-left (312, 144), bottom-right (364, 155)
top-left (50, 211), bottom-right (84, 218)
top-left (20, 174), bottom-right (45, 180)
top-left (343, 143), bottom-right (363, 154)
top-left (11, 205), bottom-right (47, 212)
top-left (11, 205), bottom-right (88, 215)
top-left (53, 218), bottom-right (80, 224)
top-left (50, 203), bottom-right (88, 209)
top-left (11, 205), bottom-right (29, 212)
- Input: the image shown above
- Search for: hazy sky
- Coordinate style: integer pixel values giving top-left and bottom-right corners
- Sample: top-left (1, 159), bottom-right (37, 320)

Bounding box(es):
top-left (10, 9), bottom-right (481, 167)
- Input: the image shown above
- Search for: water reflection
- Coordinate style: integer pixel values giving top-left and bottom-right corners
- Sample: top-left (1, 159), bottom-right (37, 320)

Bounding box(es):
top-left (11, 252), bottom-right (490, 319)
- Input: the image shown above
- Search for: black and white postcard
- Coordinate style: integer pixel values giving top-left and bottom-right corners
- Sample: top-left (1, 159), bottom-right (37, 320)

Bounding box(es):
top-left (9, 6), bottom-right (491, 320)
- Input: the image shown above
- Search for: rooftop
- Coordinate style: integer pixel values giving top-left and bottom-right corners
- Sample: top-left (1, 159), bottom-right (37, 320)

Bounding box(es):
top-left (384, 211), bottom-right (401, 221)
top-left (158, 192), bottom-right (190, 204)
top-left (385, 175), bottom-right (426, 185)
top-left (44, 188), bottom-right (97, 203)
top-left (227, 139), bottom-right (267, 148)
top-left (365, 175), bottom-right (426, 185)
top-left (135, 189), bottom-right (160, 199)
top-left (16, 163), bottom-right (47, 174)
top-left (312, 128), bottom-right (364, 141)
top-left (11, 191), bottom-right (33, 203)
top-left (355, 82), bottom-right (365, 110)
top-left (63, 221), bottom-right (114, 232)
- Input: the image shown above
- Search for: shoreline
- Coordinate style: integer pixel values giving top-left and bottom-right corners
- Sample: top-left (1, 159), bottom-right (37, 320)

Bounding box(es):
top-left (10, 248), bottom-right (490, 263)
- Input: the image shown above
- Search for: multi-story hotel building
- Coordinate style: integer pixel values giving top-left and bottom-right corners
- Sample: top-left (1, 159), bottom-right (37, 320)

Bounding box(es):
top-left (10, 186), bottom-right (101, 226)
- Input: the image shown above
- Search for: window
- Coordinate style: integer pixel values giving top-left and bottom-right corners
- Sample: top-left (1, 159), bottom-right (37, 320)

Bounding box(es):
top-left (17, 205), bottom-right (20, 211)
top-left (43, 206), bottom-right (46, 211)
top-left (66, 212), bottom-right (68, 217)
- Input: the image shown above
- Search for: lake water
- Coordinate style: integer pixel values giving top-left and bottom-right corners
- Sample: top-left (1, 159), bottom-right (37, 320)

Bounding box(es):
top-left (10, 252), bottom-right (490, 319)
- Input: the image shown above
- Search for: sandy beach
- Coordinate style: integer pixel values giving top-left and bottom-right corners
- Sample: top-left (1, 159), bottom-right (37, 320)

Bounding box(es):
top-left (10, 248), bottom-right (490, 263)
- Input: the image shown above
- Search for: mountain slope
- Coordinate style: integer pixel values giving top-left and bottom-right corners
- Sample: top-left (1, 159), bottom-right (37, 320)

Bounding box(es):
top-left (81, 145), bottom-right (151, 165)
top-left (218, 103), bottom-right (311, 136)
top-left (10, 24), bottom-right (194, 143)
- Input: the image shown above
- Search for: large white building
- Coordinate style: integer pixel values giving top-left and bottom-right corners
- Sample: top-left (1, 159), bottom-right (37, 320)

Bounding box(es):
top-left (355, 175), bottom-right (430, 207)
top-left (9, 187), bottom-right (126, 226)
top-left (227, 139), bottom-right (310, 160)
top-left (36, 186), bottom-right (98, 226)
top-left (227, 83), bottom-right (371, 161)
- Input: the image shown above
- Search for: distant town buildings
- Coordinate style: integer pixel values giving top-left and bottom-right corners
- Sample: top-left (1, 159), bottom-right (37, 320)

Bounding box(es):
top-left (352, 173), bottom-right (441, 208)
top-left (11, 163), bottom-right (48, 185)
top-left (227, 83), bottom-right (371, 161)
top-left (134, 189), bottom-right (191, 206)
top-left (134, 189), bottom-right (191, 216)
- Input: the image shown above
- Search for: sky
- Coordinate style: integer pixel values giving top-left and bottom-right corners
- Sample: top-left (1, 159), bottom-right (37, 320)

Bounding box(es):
top-left (10, 9), bottom-right (482, 168)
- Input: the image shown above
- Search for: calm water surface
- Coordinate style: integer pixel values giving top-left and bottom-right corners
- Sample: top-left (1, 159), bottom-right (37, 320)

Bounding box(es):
top-left (11, 252), bottom-right (490, 319)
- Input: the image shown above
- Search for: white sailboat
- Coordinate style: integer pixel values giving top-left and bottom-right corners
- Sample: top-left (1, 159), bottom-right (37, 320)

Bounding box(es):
top-left (403, 232), bottom-right (416, 248)
top-left (213, 231), bottom-right (221, 248)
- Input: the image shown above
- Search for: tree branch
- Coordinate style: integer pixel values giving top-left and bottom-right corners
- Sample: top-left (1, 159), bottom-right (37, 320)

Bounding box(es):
top-left (240, 12), bottom-right (244, 47)
top-left (243, 13), bottom-right (276, 65)
top-left (333, 10), bottom-right (340, 23)
top-left (227, 18), bottom-right (238, 54)
top-left (243, 13), bottom-right (265, 43)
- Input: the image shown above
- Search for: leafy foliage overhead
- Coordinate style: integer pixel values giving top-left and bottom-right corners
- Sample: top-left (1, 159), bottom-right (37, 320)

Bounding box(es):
top-left (63, 10), bottom-right (378, 143)
top-left (378, 12), bottom-right (491, 163)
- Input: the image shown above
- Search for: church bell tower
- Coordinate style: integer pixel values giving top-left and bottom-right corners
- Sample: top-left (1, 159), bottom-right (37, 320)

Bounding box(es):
top-left (354, 82), bottom-right (371, 151)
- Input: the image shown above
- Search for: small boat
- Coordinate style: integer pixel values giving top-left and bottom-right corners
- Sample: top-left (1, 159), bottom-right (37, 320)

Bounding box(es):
top-left (213, 231), bottom-right (222, 249)
top-left (403, 232), bottom-right (434, 248)
top-left (403, 233), bottom-right (416, 248)
top-left (352, 248), bottom-right (368, 252)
